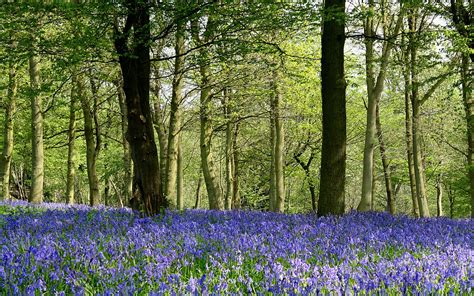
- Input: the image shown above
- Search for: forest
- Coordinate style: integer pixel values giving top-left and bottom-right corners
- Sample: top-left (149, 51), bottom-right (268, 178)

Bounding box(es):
top-left (0, 0), bottom-right (472, 218)
top-left (0, 0), bottom-right (472, 294)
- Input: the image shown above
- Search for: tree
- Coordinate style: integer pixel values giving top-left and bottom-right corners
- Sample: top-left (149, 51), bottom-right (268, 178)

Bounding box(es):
top-left (114, 0), bottom-right (167, 214)
top-left (318, 0), bottom-right (346, 216)
top-left (29, 54), bottom-right (44, 204)
top-left (0, 37), bottom-right (17, 201)
top-left (358, 0), bottom-right (402, 212)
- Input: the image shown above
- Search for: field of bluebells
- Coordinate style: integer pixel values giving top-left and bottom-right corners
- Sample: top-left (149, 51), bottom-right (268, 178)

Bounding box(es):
top-left (0, 201), bottom-right (472, 295)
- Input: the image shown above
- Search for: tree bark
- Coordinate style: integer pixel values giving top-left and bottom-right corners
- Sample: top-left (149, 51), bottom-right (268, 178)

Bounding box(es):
top-left (449, 0), bottom-right (473, 217)
top-left (408, 12), bottom-right (430, 217)
top-left (359, 1), bottom-right (402, 211)
top-left (116, 79), bottom-right (133, 202)
top-left (165, 15), bottom-right (185, 207)
top-left (318, 0), bottom-right (346, 216)
top-left (269, 99), bottom-right (276, 211)
top-left (78, 75), bottom-right (101, 206)
top-left (29, 55), bottom-right (43, 204)
top-left (232, 123), bottom-right (241, 209)
top-left (0, 58), bottom-right (16, 201)
top-left (66, 74), bottom-right (77, 205)
top-left (223, 89), bottom-right (234, 210)
top-left (272, 69), bottom-right (285, 213)
top-left (114, 0), bottom-right (167, 215)
top-left (376, 103), bottom-right (395, 214)
top-left (402, 30), bottom-right (420, 217)
top-left (177, 139), bottom-right (184, 210)
top-left (460, 53), bottom-right (474, 218)
top-left (192, 14), bottom-right (224, 210)
top-left (194, 174), bottom-right (202, 209)
top-left (436, 174), bottom-right (443, 216)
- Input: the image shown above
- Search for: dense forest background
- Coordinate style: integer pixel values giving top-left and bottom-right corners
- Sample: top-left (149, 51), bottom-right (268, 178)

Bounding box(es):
top-left (0, 0), bottom-right (471, 218)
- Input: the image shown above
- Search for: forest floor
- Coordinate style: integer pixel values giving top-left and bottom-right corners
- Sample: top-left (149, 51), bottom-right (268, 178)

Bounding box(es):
top-left (0, 201), bottom-right (472, 294)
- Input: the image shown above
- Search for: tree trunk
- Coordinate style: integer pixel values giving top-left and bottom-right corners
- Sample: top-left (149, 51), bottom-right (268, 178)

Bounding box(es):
top-left (177, 139), bottom-right (184, 210)
top-left (165, 16), bottom-right (185, 207)
top-left (460, 53), bottom-right (474, 218)
top-left (66, 74), bottom-right (77, 205)
top-left (0, 59), bottom-right (16, 201)
top-left (272, 69), bottom-right (285, 213)
top-left (359, 0), bottom-right (402, 211)
top-left (450, 0), bottom-right (474, 217)
top-left (199, 66), bottom-right (224, 210)
top-left (116, 79), bottom-right (133, 202)
top-left (436, 174), bottom-right (443, 216)
top-left (194, 174), bottom-right (202, 209)
top-left (232, 123), bottom-right (241, 209)
top-left (78, 75), bottom-right (101, 206)
top-left (224, 89), bottom-right (234, 210)
top-left (29, 55), bottom-right (43, 204)
top-left (318, 0), bottom-right (346, 216)
top-left (376, 104), bottom-right (395, 214)
top-left (402, 30), bottom-right (419, 217)
top-left (114, 1), bottom-right (166, 215)
top-left (269, 99), bottom-right (276, 211)
top-left (408, 13), bottom-right (430, 217)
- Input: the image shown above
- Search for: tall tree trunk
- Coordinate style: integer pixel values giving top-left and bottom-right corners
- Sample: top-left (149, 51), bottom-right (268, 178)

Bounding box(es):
top-left (318, 0), bottom-right (346, 216)
top-left (194, 175), bottom-right (202, 209)
top-left (116, 79), bottom-right (133, 202)
top-left (114, 1), bottom-right (166, 215)
top-left (223, 89), bottom-right (234, 210)
top-left (66, 74), bottom-right (77, 205)
top-left (408, 13), bottom-right (430, 217)
top-left (232, 123), bottom-right (241, 209)
top-left (165, 16), bottom-right (185, 207)
top-left (376, 104), bottom-right (395, 214)
top-left (359, 1), bottom-right (402, 211)
top-left (449, 0), bottom-right (473, 217)
top-left (402, 30), bottom-right (419, 217)
top-left (272, 69), bottom-right (285, 212)
top-left (436, 174), bottom-right (443, 216)
top-left (0, 58), bottom-right (16, 200)
top-left (29, 55), bottom-right (43, 204)
top-left (177, 139), bottom-right (184, 210)
top-left (199, 65), bottom-right (224, 210)
top-left (152, 73), bottom-right (167, 193)
top-left (78, 75), bottom-right (101, 206)
top-left (460, 53), bottom-right (474, 218)
top-left (269, 100), bottom-right (276, 211)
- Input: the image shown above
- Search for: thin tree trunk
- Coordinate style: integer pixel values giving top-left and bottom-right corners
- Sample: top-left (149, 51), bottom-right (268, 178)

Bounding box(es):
top-left (165, 15), bottom-right (185, 207)
top-left (116, 79), bottom-right (133, 202)
top-left (402, 30), bottom-right (419, 217)
top-left (66, 74), bottom-right (77, 205)
top-left (318, 0), bottom-right (346, 216)
top-left (0, 58), bottom-right (16, 200)
top-left (460, 53), bottom-right (474, 218)
top-left (194, 174), bottom-right (202, 209)
top-left (78, 76), bottom-right (101, 206)
top-left (232, 123), bottom-right (241, 209)
top-left (29, 55), bottom-right (43, 204)
top-left (223, 89), bottom-right (234, 210)
top-left (114, 1), bottom-right (166, 215)
top-left (436, 174), bottom-right (443, 216)
top-left (177, 139), bottom-right (184, 210)
top-left (272, 69), bottom-right (285, 213)
top-left (269, 99), bottom-right (276, 211)
top-left (376, 104), bottom-right (395, 214)
top-left (359, 1), bottom-right (402, 211)
top-left (450, 0), bottom-right (474, 217)
top-left (408, 13), bottom-right (430, 217)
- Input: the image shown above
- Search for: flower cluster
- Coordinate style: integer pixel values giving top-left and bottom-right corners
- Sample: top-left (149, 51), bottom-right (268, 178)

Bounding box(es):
top-left (0, 201), bottom-right (472, 295)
